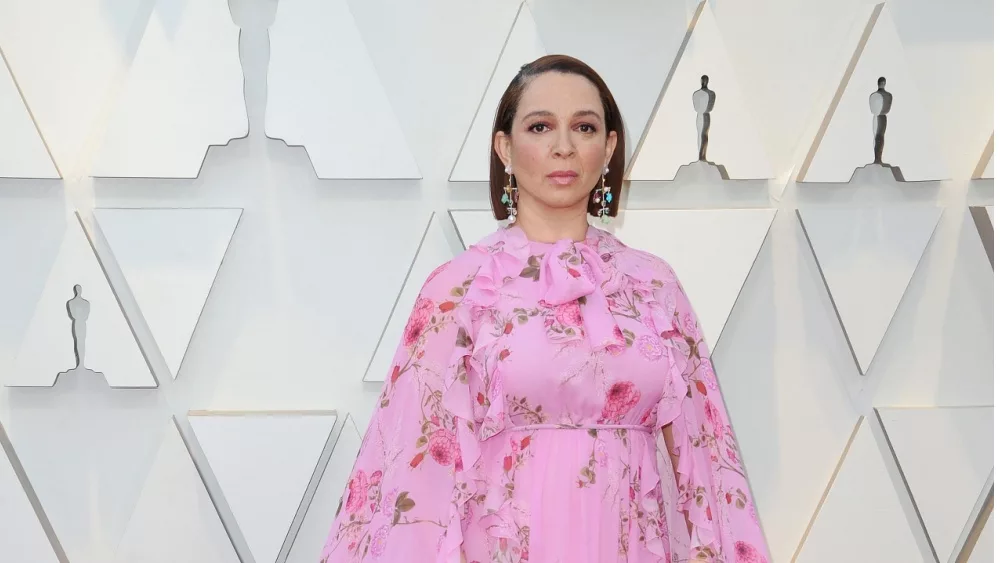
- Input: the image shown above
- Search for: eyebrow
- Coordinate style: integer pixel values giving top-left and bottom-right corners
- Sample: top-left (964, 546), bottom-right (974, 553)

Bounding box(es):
top-left (520, 109), bottom-right (602, 123)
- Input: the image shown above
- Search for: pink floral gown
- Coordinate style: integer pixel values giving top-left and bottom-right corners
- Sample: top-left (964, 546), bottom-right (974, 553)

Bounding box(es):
top-left (320, 224), bottom-right (770, 563)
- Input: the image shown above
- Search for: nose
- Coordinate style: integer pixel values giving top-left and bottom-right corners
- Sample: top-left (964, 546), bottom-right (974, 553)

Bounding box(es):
top-left (552, 127), bottom-right (575, 158)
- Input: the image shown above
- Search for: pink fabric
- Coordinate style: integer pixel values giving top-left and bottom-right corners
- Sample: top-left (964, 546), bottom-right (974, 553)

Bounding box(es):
top-left (320, 224), bottom-right (770, 562)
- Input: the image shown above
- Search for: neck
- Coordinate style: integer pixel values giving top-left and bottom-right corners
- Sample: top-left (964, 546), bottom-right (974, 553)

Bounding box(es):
top-left (513, 201), bottom-right (590, 243)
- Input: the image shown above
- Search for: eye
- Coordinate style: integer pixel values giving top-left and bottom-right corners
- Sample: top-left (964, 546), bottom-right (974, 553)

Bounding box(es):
top-left (528, 122), bottom-right (549, 133)
top-left (578, 123), bottom-right (598, 134)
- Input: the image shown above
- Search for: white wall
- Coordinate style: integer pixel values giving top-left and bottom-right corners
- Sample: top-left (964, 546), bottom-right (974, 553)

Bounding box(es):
top-left (0, 0), bottom-right (992, 562)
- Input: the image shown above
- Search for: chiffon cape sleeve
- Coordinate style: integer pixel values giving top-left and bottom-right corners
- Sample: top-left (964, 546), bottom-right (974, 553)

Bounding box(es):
top-left (319, 254), bottom-right (483, 563)
top-left (649, 260), bottom-right (772, 563)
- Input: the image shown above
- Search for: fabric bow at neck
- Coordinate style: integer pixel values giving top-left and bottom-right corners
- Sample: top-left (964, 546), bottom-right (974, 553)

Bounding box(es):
top-left (540, 239), bottom-right (605, 303)
top-left (537, 238), bottom-right (623, 351)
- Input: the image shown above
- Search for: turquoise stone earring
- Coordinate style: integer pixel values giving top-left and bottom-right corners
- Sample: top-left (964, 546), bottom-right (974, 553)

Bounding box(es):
top-left (501, 164), bottom-right (518, 222)
top-left (593, 165), bottom-right (612, 224)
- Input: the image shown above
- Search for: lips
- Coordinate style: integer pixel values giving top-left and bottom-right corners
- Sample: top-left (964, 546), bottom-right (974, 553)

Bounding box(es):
top-left (547, 170), bottom-right (578, 185)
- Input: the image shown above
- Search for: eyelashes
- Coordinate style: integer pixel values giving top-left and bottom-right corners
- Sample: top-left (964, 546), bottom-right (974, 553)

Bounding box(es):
top-left (528, 122), bottom-right (599, 134)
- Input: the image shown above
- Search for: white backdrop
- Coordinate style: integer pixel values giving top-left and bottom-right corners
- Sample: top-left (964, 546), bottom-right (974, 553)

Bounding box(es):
top-left (0, 0), bottom-right (993, 562)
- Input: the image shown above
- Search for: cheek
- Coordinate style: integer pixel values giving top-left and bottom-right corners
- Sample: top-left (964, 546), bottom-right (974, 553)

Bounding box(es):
top-left (580, 143), bottom-right (608, 169)
top-left (512, 142), bottom-right (547, 176)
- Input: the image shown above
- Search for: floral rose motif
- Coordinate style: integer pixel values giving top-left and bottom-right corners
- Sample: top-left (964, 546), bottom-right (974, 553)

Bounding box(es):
top-left (555, 302), bottom-right (583, 327)
top-left (601, 381), bottom-right (641, 421)
top-left (369, 525), bottom-right (391, 557)
top-left (345, 469), bottom-right (370, 514)
top-left (734, 540), bottom-right (767, 563)
top-left (636, 334), bottom-right (665, 361)
top-left (403, 297), bottom-right (434, 346)
top-left (428, 428), bottom-right (460, 466)
top-left (704, 399), bottom-right (726, 439)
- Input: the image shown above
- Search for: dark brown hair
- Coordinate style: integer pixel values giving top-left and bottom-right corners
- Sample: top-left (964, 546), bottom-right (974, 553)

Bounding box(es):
top-left (489, 54), bottom-right (626, 221)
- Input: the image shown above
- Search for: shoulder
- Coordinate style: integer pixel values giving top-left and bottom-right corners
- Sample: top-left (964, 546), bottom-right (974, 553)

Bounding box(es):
top-left (593, 228), bottom-right (680, 288)
top-left (416, 246), bottom-right (487, 301)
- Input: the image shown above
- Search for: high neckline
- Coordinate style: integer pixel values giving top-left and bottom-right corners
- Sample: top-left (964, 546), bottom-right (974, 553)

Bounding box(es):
top-left (503, 223), bottom-right (600, 247)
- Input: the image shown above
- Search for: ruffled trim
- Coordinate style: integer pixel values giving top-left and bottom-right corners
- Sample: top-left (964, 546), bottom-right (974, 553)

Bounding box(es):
top-left (443, 241), bottom-right (528, 549)
top-left (634, 268), bottom-right (722, 560)
top-left (437, 260), bottom-right (509, 562)
top-left (601, 247), bottom-right (721, 559)
top-left (638, 437), bottom-right (671, 558)
top-left (437, 303), bottom-right (478, 563)
top-left (576, 235), bottom-right (723, 557)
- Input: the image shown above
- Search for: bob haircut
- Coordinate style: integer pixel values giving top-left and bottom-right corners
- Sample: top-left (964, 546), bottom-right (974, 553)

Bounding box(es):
top-left (488, 54), bottom-right (626, 221)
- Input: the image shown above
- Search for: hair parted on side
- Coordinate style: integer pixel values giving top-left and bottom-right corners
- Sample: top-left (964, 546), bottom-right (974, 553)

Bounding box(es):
top-left (488, 54), bottom-right (626, 221)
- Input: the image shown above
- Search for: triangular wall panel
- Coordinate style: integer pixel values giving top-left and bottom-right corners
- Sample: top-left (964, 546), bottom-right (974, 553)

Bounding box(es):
top-left (797, 206), bottom-right (941, 374)
top-left (796, 418), bottom-right (926, 561)
top-left (286, 415), bottom-right (363, 563)
top-left (113, 419), bottom-right (240, 563)
top-left (800, 5), bottom-right (948, 183)
top-left (449, 2), bottom-right (546, 182)
top-left (94, 208), bottom-right (242, 379)
top-left (870, 207), bottom-right (994, 408)
top-left (7, 213), bottom-right (156, 388)
top-left (189, 412), bottom-right (337, 563)
top-left (90, 0), bottom-right (248, 178)
top-left (0, 55), bottom-right (57, 178)
top-left (265, 0), bottom-right (420, 179)
top-left (612, 209), bottom-right (776, 353)
top-left (0, 423), bottom-right (62, 563)
top-left (628, 2), bottom-right (772, 181)
top-left (364, 212), bottom-right (457, 382)
top-left (879, 407), bottom-right (993, 561)
top-left (449, 210), bottom-right (500, 250)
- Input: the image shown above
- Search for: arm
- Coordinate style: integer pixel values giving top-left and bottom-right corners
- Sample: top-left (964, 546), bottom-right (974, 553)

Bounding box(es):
top-left (319, 260), bottom-right (479, 562)
top-left (657, 272), bottom-right (771, 562)
top-left (661, 424), bottom-right (694, 537)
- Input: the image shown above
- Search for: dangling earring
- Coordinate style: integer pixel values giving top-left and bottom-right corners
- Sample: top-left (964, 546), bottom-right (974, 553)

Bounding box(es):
top-left (592, 165), bottom-right (612, 224)
top-left (501, 164), bottom-right (518, 222)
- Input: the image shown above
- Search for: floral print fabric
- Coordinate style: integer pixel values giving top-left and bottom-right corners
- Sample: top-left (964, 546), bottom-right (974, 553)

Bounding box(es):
top-left (320, 224), bottom-right (770, 562)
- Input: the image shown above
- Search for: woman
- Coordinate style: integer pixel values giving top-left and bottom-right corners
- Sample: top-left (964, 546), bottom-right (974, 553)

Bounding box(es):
top-left (320, 55), bottom-right (770, 562)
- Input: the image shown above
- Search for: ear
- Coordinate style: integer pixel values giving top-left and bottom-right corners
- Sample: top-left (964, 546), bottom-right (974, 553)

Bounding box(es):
top-left (605, 130), bottom-right (618, 167)
top-left (494, 131), bottom-right (512, 168)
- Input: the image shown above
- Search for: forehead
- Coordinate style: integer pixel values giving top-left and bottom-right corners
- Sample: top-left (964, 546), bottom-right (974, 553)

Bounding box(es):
top-left (516, 71), bottom-right (604, 118)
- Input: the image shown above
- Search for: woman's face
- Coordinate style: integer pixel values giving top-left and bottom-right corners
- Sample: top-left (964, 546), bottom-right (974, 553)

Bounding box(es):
top-left (494, 71), bottom-right (617, 218)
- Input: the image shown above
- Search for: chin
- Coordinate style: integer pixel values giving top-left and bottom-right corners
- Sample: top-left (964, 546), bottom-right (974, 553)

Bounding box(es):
top-left (540, 193), bottom-right (590, 210)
